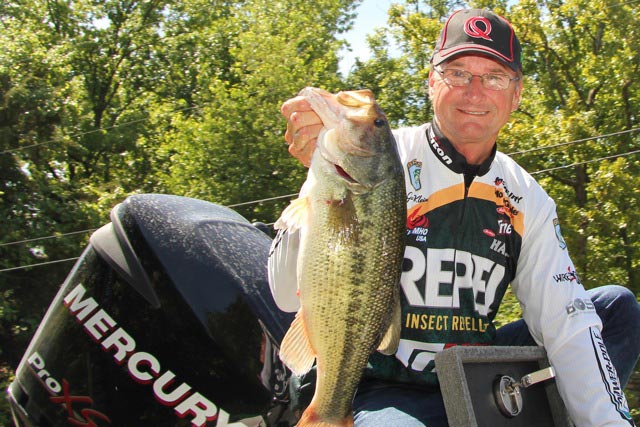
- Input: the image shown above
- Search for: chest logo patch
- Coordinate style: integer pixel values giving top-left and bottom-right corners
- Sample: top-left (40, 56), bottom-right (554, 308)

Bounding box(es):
top-left (407, 159), bottom-right (423, 191)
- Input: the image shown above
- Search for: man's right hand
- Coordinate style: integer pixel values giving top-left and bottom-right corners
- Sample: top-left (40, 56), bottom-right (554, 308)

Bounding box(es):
top-left (280, 95), bottom-right (323, 167)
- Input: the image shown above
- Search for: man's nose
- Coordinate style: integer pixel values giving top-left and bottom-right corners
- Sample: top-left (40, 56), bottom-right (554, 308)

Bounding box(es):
top-left (463, 75), bottom-right (486, 98)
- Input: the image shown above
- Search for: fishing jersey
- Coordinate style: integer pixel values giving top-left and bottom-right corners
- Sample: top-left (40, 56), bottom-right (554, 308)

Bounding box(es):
top-left (366, 124), bottom-right (633, 426)
top-left (268, 121), bottom-right (634, 426)
top-left (367, 121), bottom-right (566, 383)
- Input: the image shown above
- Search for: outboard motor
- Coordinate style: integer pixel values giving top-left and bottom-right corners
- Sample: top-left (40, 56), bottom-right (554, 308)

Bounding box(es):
top-left (7, 194), bottom-right (296, 427)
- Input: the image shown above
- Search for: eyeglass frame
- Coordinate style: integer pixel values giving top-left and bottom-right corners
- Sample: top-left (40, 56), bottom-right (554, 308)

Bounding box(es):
top-left (432, 66), bottom-right (521, 91)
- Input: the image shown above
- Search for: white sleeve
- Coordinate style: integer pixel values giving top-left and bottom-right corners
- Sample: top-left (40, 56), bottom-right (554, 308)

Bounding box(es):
top-left (267, 228), bottom-right (301, 313)
top-left (512, 195), bottom-right (633, 426)
top-left (551, 326), bottom-right (634, 426)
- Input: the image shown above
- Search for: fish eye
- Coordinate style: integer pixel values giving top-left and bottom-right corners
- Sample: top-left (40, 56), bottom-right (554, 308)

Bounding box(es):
top-left (374, 118), bottom-right (386, 128)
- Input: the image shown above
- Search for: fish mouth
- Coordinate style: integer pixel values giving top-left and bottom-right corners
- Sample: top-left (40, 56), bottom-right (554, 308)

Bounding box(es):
top-left (318, 141), bottom-right (359, 185)
top-left (333, 163), bottom-right (374, 193)
top-left (334, 164), bottom-right (357, 184)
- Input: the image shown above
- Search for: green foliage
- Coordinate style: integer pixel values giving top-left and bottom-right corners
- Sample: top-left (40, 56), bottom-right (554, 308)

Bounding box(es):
top-left (493, 287), bottom-right (522, 329)
top-left (150, 0), bottom-right (353, 222)
top-left (346, 29), bottom-right (431, 127)
top-left (0, 362), bottom-right (12, 425)
top-left (503, 0), bottom-right (640, 292)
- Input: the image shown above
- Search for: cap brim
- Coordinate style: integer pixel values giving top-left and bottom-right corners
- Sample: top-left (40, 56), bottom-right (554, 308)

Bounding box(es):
top-left (432, 45), bottom-right (521, 72)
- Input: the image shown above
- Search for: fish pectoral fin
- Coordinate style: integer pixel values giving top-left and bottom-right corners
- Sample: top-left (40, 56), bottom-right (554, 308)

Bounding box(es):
top-left (274, 196), bottom-right (310, 232)
top-left (376, 295), bottom-right (401, 355)
top-left (279, 309), bottom-right (316, 375)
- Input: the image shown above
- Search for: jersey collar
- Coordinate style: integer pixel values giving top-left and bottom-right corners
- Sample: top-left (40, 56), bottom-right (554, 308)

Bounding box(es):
top-left (427, 121), bottom-right (496, 178)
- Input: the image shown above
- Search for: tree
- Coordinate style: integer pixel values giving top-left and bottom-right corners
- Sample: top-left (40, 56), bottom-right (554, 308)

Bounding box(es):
top-left (154, 0), bottom-right (356, 223)
top-left (505, 0), bottom-right (640, 291)
top-left (0, 2), bottom-right (205, 417)
top-left (344, 0), bottom-right (462, 127)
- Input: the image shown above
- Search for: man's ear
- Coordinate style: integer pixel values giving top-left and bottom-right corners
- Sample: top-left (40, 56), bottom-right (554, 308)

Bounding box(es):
top-left (512, 79), bottom-right (523, 111)
top-left (428, 68), bottom-right (435, 98)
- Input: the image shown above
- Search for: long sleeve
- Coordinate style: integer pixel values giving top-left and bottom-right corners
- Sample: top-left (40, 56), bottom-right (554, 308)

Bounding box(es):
top-left (267, 228), bottom-right (301, 313)
top-left (511, 187), bottom-right (634, 426)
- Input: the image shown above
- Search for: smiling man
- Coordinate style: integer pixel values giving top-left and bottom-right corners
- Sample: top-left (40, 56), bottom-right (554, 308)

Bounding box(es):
top-left (273, 8), bottom-right (640, 427)
top-left (429, 54), bottom-right (521, 164)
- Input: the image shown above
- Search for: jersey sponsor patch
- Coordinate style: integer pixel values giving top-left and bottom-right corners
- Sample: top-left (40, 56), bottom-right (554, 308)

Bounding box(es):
top-left (565, 297), bottom-right (595, 318)
top-left (407, 159), bottom-right (423, 191)
top-left (401, 247), bottom-right (505, 317)
top-left (589, 328), bottom-right (634, 423)
top-left (553, 218), bottom-right (567, 250)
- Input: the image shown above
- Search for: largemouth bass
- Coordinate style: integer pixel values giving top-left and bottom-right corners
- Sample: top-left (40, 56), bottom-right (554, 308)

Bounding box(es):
top-left (275, 87), bottom-right (406, 427)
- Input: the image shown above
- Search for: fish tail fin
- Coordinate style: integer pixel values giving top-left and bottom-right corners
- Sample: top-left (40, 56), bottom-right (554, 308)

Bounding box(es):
top-left (279, 309), bottom-right (316, 375)
top-left (297, 404), bottom-right (354, 427)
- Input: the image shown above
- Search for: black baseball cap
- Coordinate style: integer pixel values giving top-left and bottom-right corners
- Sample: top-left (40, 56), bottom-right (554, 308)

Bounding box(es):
top-left (431, 9), bottom-right (522, 72)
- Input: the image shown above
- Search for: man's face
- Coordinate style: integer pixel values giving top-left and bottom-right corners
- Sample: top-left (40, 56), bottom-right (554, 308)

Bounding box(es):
top-left (428, 54), bottom-right (522, 154)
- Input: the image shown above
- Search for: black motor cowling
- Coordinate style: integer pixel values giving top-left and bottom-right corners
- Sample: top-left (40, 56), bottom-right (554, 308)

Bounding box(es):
top-left (7, 194), bottom-right (295, 427)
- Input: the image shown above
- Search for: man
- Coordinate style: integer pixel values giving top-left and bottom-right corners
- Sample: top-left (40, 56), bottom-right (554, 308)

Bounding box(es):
top-left (271, 8), bottom-right (640, 426)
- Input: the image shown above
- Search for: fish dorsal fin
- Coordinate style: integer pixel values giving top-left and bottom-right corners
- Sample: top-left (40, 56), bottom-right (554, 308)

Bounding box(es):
top-left (279, 309), bottom-right (316, 375)
top-left (376, 291), bottom-right (401, 355)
